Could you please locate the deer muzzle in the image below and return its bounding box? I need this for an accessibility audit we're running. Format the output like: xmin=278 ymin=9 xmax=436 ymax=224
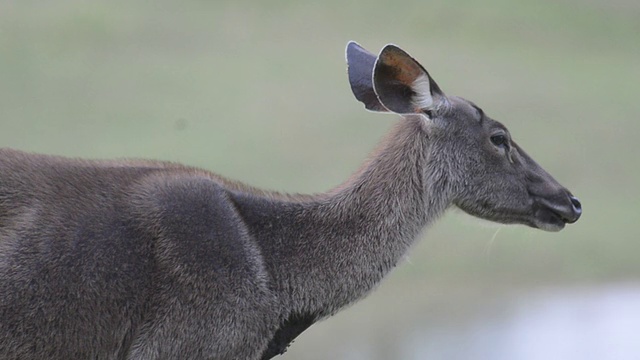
xmin=534 ymin=192 xmax=582 ymax=231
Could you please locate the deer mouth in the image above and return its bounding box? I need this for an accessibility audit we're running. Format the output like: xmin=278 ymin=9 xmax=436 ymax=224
xmin=532 ymin=199 xmax=581 ymax=232
xmin=533 ymin=207 xmax=568 ymax=232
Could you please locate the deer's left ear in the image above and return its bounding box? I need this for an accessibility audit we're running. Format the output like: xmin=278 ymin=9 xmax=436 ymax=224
xmin=373 ymin=44 xmax=447 ymax=117
xmin=346 ymin=41 xmax=388 ymax=112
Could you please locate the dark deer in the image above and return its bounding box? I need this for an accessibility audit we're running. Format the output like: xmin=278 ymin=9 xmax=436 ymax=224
xmin=0 ymin=42 xmax=581 ymax=360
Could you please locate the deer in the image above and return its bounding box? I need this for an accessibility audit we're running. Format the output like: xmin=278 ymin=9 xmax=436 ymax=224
xmin=0 ymin=42 xmax=581 ymax=360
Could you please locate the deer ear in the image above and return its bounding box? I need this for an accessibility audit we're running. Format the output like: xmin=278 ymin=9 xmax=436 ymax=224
xmin=373 ymin=44 xmax=446 ymax=116
xmin=346 ymin=41 xmax=388 ymax=112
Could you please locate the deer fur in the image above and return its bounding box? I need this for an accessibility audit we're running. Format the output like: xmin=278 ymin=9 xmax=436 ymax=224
xmin=0 ymin=42 xmax=581 ymax=360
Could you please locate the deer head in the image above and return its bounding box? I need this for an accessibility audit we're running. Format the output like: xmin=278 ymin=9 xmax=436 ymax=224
xmin=347 ymin=42 xmax=581 ymax=231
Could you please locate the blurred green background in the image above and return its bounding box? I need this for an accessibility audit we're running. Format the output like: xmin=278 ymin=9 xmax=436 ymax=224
xmin=1 ymin=0 xmax=639 ymax=359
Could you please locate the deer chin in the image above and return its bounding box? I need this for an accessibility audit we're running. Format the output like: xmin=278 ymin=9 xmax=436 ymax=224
xmin=454 ymin=202 xmax=570 ymax=232
xmin=452 ymin=202 xmax=537 ymax=230
xmin=531 ymin=207 xmax=568 ymax=232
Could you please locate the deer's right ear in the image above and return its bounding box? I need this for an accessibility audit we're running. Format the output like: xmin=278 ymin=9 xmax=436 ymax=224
xmin=373 ymin=44 xmax=447 ymax=117
xmin=346 ymin=41 xmax=388 ymax=112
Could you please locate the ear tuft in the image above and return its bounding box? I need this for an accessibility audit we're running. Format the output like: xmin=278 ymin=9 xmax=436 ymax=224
xmin=411 ymin=74 xmax=434 ymax=110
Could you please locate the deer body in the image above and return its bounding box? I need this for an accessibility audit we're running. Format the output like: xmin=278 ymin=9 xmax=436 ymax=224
xmin=0 ymin=43 xmax=581 ymax=359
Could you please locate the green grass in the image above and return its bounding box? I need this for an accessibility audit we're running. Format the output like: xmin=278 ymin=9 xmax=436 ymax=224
xmin=1 ymin=0 xmax=639 ymax=356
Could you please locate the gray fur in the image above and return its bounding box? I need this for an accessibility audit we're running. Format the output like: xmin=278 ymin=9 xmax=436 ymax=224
xmin=0 ymin=42 xmax=581 ymax=359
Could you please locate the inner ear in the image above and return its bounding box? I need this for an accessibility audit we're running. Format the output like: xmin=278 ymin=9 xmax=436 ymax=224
xmin=373 ymin=45 xmax=445 ymax=116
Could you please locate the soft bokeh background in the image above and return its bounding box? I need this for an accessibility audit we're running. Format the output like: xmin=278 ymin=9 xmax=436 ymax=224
xmin=1 ymin=0 xmax=639 ymax=359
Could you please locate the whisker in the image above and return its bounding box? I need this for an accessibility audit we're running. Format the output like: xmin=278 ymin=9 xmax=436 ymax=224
xmin=484 ymin=227 xmax=503 ymax=256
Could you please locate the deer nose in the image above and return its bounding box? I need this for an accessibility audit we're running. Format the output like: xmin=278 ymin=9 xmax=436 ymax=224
xmin=568 ymin=195 xmax=582 ymax=222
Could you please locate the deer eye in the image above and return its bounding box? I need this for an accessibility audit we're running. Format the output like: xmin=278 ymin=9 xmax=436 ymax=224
xmin=490 ymin=134 xmax=508 ymax=148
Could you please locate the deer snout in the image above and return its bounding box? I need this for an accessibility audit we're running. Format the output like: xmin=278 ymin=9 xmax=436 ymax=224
xmin=531 ymin=189 xmax=582 ymax=231
xmin=539 ymin=192 xmax=582 ymax=224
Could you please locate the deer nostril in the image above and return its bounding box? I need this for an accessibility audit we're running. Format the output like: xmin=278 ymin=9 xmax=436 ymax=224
xmin=570 ymin=196 xmax=582 ymax=213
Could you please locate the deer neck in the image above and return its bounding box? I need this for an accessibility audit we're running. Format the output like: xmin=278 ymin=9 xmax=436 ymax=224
xmin=230 ymin=116 xmax=452 ymax=317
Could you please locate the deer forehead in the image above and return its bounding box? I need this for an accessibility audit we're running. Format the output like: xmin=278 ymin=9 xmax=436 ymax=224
xmin=433 ymin=97 xmax=510 ymax=140
xmin=447 ymin=96 xmax=483 ymax=121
